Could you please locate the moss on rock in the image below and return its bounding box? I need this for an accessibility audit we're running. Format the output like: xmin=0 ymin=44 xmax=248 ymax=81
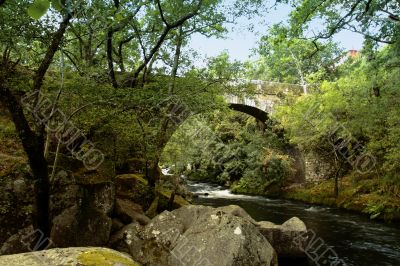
xmin=158 ymin=189 xmax=190 ymax=210
xmin=77 ymin=248 xmax=140 ymax=266
xmin=0 ymin=247 xmax=140 ymax=266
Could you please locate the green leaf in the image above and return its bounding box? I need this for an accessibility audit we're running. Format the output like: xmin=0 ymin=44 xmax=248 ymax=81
xmin=51 ymin=0 xmax=63 ymax=12
xmin=27 ymin=0 xmax=50 ymax=20
xmin=115 ymin=13 xmax=124 ymax=22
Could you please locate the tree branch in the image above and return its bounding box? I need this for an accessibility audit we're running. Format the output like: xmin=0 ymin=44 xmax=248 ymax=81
xmin=33 ymin=13 xmax=73 ymax=103
xmin=326 ymin=0 xmax=362 ymax=38
xmin=345 ymin=25 xmax=395 ymax=44
xmin=63 ymin=50 xmax=84 ymax=75
xmin=117 ymin=35 xmax=135 ymax=72
xmin=156 ymin=0 xmax=170 ymax=27
xmin=130 ymin=0 xmax=203 ymax=87
xmin=380 ymin=9 xmax=400 ymax=21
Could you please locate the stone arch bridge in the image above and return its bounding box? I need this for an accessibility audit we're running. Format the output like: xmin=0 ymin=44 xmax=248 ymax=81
xmin=224 ymin=80 xmax=304 ymax=125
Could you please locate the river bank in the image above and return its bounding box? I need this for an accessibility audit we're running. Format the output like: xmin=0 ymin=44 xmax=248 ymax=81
xmin=281 ymin=175 xmax=400 ymax=223
xmin=187 ymin=171 xmax=400 ymax=223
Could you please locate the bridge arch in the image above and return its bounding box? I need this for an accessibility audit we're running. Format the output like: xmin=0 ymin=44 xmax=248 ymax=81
xmin=228 ymin=103 xmax=269 ymax=124
xmin=224 ymin=93 xmax=277 ymax=126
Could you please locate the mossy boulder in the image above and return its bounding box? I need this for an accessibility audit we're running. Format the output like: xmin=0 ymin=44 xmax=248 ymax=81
xmin=158 ymin=189 xmax=190 ymax=211
xmin=115 ymin=174 xmax=154 ymax=210
xmin=0 ymin=247 xmax=140 ymax=266
xmin=50 ymin=158 xmax=115 ymax=219
xmin=47 ymin=153 xmax=83 ymax=173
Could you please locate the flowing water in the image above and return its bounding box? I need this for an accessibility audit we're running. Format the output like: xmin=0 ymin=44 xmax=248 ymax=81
xmin=186 ymin=180 xmax=400 ymax=266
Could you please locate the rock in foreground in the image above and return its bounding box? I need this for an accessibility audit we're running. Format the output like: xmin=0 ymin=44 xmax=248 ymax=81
xmin=115 ymin=205 xmax=278 ymax=266
xmin=0 ymin=247 xmax=139 ymax=266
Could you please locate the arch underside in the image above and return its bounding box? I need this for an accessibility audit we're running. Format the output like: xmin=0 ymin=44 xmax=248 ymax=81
xmin=228 ymin=103 xmax=269 ymax=123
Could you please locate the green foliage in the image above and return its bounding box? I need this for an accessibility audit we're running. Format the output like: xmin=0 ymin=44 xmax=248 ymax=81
xmin=284 ymin=173 xmax=400 ymax=222
xmin=27 ymin=0 xmax=50 ymax=20
xmin=364 ymin=201 xmax=386 ymax=220
xmin=262 ymin=151 xmax=294 ymax=183
xmin=275 ymin=44 xmax=400 ymax=179
xmin=51 ymin=0 xmax=63 ymax=12
xmin=252 ymin=24 xmax=342 ymax=84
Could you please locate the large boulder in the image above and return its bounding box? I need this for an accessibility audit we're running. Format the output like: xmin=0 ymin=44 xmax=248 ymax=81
xmin=166 ymin=205 xmax=212 ymax=230
xmin=73 ymin=162 xmax=116 ymax=216
xmin=0 ymin=247 xmax=140 ymax=266
xmin=80 ymin=182 xmax=115 ymax=215
xmin=116 ymin=205 xmax=278 ymax=266
xmin=168 ymin=208 xmax=276 ymax=266
xmin=49 ymin=161 xmax=116 ymax=248
xmin=159 ymin=174 xmax=193 ymax=202
xmin=115 ymin=174 xmax=190 ymax=215
xmin=49 ymin=169 xmax=82 ymax=218
xmin=108 ymin=222 xmax=144 ymax=255
xmin=50 ymin=156 xmax=115 ymax=217
xmin=257 ymin=217 xmax=307 ymax=258
xmin=217 ymin=205 xmax=257 ymax=224
xmin=50 ymin=205 xmax=112 ymax=247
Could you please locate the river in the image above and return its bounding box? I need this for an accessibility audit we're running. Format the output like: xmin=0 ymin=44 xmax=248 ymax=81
xmin=186 ymin=180 xmax=400 ymax=266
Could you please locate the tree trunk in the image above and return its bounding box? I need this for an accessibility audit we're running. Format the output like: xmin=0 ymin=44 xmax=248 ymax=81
xmin=334 ymin=173 xmax=339 ymax=198
xmin=167 ymin=190 xmax=176 ymax=211
xmin=169 ymin=26 xmax=184 ymax=93
xmin=333 ymin=164 xmax=341 ymax=198
xmin=107 ymin=29 xmax=118 ymax=88
xmin=117 ymin=35 xmax=135 ymax=73
xmin=0 ymin=85 xmax=50 ymax=249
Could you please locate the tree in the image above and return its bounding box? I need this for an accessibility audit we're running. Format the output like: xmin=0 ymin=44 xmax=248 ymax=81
xmin=253 ymin=24 xmax=342 ymax=87
xmin=0 ymin=1 xmax=72 ymax=247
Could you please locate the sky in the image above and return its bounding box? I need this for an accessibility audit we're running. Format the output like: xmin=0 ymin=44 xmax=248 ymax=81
xmin=188 ymin=4 xmax=365 ymax=63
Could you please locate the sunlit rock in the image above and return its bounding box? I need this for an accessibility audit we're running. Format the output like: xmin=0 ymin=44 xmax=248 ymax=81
xmin=0 ymin=247 xmax=139 ymax=266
